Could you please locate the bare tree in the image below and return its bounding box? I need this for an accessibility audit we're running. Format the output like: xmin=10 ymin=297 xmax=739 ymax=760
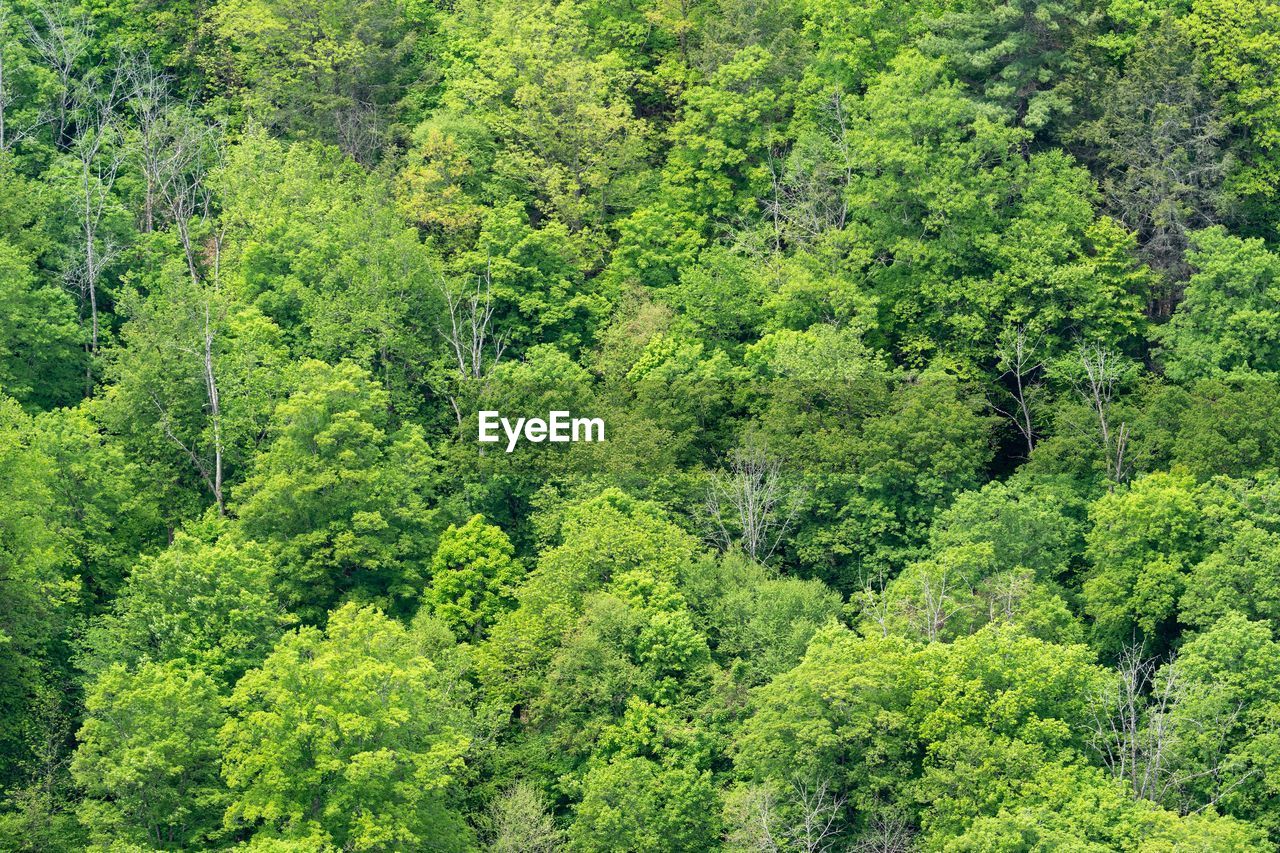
xmin=157 ymin=114 xmax=224 ymax=284
xmin=765 ymin=87 xmax=853 ymax=248
xmin=26 ymin=3 xmax=88 ymax=149
xmin=334 ymin=98 xmax=383 ymax=167
xmin=857 ymin=567 xmax=896 ymax=639
xmin=727 ymin=776 xmax=848 ymax=853
xmin=1087 ymin=646 xmax=1255 ymax=812
xmin=124 ymin=57 xmax=169 ymax=234
xmin=991 ymin=326 xmax=1043 ymax=458
xmin=200 ymin=298 xmax=224 ymax=515
xmin=728 ymin=784 xmax=782 ymax=852
xmin=65 ymin=62 xmax=125 ymax=376
xmin=1073 ymin=344 xmax=1132 ymax=488
xmin=144 ymin=288 xmax=231 ymax=516
xmin=1088 ymin=645 xmax=1173 ymax=802
xmin=981 ymin=569 xmax=1035 ymax=625
xmin=849 ymin=808 xmax=914 ymax=853
xmin=787 ymin=777 xmax=846 ymax=853
xmin=438 ymin=261 xmax=507 ymax=426
xmin=913 ymin=568 xmax=972 ymax=643
xmin=489 ymin=781 xmax=562 ymax=853
xmin=706 ymin=441 xmax=803 ymax=564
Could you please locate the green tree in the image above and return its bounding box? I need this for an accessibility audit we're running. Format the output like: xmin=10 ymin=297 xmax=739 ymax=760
xmin=439 ymin=0 xmax=649 ymax=231
xmin=1158 ymin=227 xmax=1280 ymax=379
xmin=921 ymin=0 xmax=1096 ymax=130
xmin=0 ymin=239 xmax=83 ymax=410
xmin=219 ymin=603 xmax=473 ymax=850
xmin=570 ymin=757 xmax=721 ymax=851
xmin=204 ymin=0 xmax=422 ymax=161
xmin=215 ymin=131 xmax=445 ymax=414
xmin=104 ymin=270 xmax=289 ymax=518
xmin=423 ymin=514 xmax=523 ymax=641
xmin=72 ymin=661 xmax=228 ymax=849
xmin=1185 ymin=0 xmax=1280 ymax=225
xmin=232 ymin=359 xmax=442 ymax=620
xmin=1082 ymin=471 xmax=1204 ymax=654
xmin=81 ymin=524 xmax=290 ymax=684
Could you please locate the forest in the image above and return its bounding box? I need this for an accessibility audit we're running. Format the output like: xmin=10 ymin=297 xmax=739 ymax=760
xmin=2 ymin=0 xmax=1280 ymax=849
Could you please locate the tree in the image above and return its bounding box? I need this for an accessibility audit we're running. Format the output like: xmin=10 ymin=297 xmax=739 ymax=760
xmin=204 ymin=0 xmax=422 ymax=161
xmin=705 ymin=439 xmax=802 ymax=564
xmin=214 ymin=130 xmax=445 ymax=413
xmin=231 ymin=360 xmax=442 ymax=620
xmin=105 ymin=273 xmax=288 ymax=518
xmin=219 ymin=603 xmax=473 ymax=850
xmin=570 ymin=756 xmax=721 ymax=852
xmin=1185 ymin=0 xmax=1280 ymax=225
xmin=840 ymin=52 xmax=1146 ymax=368
xmin=478 ymin=489 xmax=700 ymax=707
xmin=1074 ymin=17 xmax=1228 ymax=294
xmin=0 ymin=397 xmax=78 ymax=794
xmin=489 ymin=781 xmax=563 ymax=853
xmin=1082 ymin=472 xmax=1205 ymax=655
xmin=1158 ymin=227 xmax=1280 ymax=379
xmin=81 ymin=525 xmax=290 ymax=684
xmin=920 ymin=0 xmax=1096 ymax=130
xmin=0 ymin=238 xmax=84 ymax=410
xmin=440 ymin=0 xmax=649 ymax=231
xmin=422 ymin=514 xmax=523 ymax=641
xmin=1159 ymin=613 xmax=1280 ymax=832
xmin=72 ymin=661 xmax=227 ymax=849
xmin=680 ymin=552 xmax=842 ymax=686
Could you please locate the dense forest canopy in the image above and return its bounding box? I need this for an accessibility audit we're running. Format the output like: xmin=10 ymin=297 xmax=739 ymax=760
xmin=2 ymin=0 xmax=1280 ymax=849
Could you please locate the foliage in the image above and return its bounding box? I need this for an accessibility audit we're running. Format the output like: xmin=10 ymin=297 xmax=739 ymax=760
xmin=3 ymin=0 xmax=1279 ymax=846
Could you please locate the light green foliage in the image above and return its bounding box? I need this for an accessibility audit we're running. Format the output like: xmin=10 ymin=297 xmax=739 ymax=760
xmin=1185 ymin=0 xmax=1280 ymax=218
xmin=479 ymin=489 xmax=699 ymax=706
xmin=440 ymin=0 xmax=649 ymax=231
xmin=570 ymin=700 xmax=721 ymax=850
xmin=1183 ymin=523 xmax=1280 ymax=628
xmin=29 ymin=404 xmax=164 ymax=604
xmin=216 ymin=131 xmax=443 ymax=410
xmin=928 ymin=477 xmax=1086 ymax=582
xmin=1159 ymin=227 xmax=1280 ymax=379
xmin=488 ymin=781 xmax=562 ymax=853
xmin=1083 ymin=472 xmax=1205 ymax=654
xmin=205 ymin=0 xmax=419 ymax=159
xmin=6 ymin=0 xmax=1280 ymax=845
xmin=860 ymin=543 xmax=1082 ymax=644
xmin=943 ymin=762 xmax=1266 ymax=851
xmin=1158 ymin=613 xmax=1280 ymax=831
xmin=72 ymin=661 xmax=227 ymax=849
xmin=219 ymin=604 xmax=473 ymax=851
xmin=736 ymin=625 xmax=1108 ymax=845
xmin=734 ymin=627 xmax=924 ymax=831
xmin=681 ymin=552 xmax=843 ymax=685
xmin=457 ymin=200 xmax=605 ymax=353
xmin=423 ymin=514 xmax=522 ymax=640
xmin=570 ymin=756 xmax=721 ymax=851
xmin=232 ymin=359 xmax=441 ymax=619
xmin=81 ymin=525 xmax=290 ymax=683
